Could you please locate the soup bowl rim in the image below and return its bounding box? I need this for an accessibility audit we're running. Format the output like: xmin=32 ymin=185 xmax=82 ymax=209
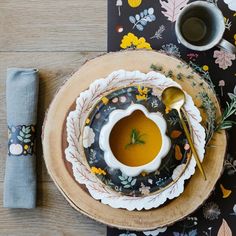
xmin=99 ymin=104 xmax=171 ymax=177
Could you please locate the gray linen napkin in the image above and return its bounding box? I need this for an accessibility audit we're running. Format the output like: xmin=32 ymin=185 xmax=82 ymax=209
xmin=3 ymin=68 xmax=39 ymax=208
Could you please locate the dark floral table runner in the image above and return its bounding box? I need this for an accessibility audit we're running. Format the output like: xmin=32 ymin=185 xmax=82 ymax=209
xmin=107 ymin=0 xmax=236 ymax=235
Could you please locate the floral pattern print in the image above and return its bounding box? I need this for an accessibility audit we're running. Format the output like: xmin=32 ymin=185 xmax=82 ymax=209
xmin=9 ymin=144 xmax=23 ymax=156
xmin=203 ymin=202 xmax=221 ymax=220
xmin=217 ymin=219 xmax=232 ymax=235
xmin=220 ymin=184 xmax=232 ymax=198
xmin=8 ymin=125 xmax=35 ymax=156
xmin=139 ymin=183 xmax=150 ymax=195
xmin=82 ymin=126 xmax=95 ymax=148
xmin=83 ymin=86 xmax=191 ymax=196
xmin=223 ymin=0 xmax=236 ymax=11
xmin=119 ymin=233 xmax=137 ymax=236
xmin=143 ymin=228 xmax=167 ymax=235
xmin=136 ymin=86 xmax=149 ymax=101
xmin=129 ymin=8 xmax=156 ymax=31
xmin=150 ymin=25 xmax=166 ymax=40
xmin=225 ymin=153 xmax=236 ymax=175
xmin=66 ymin=70 xmax=205 ymax=211
xmin=119 ymin=173 xmax=137 ymax=188
xmin=160 ymin=43 xmax=181 ymax=58
xmin=91 ymin=166 xmax=106 ymax=175
xmin=159 ymin=0 xmax=189 ymax=22
xmin=128 ymin=0 xmax=142 ymax=8
xmin=213 ymin=49 xmax=236 ymax=70
xmin=116 ymin=0 xmax=123 ymax=16
xmin=120 ymin=33 xmax=151 ymax=49
xmin=107 ymin=0 xmax=236 ymax=235
xmin=224 ymin=17 xmax=232 ymax=30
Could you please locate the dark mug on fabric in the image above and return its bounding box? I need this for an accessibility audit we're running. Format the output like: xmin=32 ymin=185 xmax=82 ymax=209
xmin=175 ymin=1 xmax=236 ymax=53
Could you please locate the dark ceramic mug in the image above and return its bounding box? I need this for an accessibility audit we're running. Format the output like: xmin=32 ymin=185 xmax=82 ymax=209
xmin=175 ymin=1 xmax=236 ymax=53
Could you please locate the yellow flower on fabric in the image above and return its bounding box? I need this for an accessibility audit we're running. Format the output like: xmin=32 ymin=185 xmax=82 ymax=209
xmin=128 ymin=0 xmax=142 ymax=8
xmin=85 ymin=118 xmax=90 ymax=124
xmin=234 ymin=34 xmax=236 ymax=45
xmin=101 ymin=96 xmax=109 ymax=105
xmin=120 ymin=33 xmax=152 ymax=49
xmin=91 ymin=166 xmax=106 ymax=175
xmin=138 ymin=86 xmax=148 ymax=95
xmin=136 ymin=86 xmax=148 ymax=101
xmin=24 ymin=145 xmax=29 ymax=150
xmin=136 ymin=37 xmax=151 ymax=49
xmin=202 ymin=65 xmax=209 ymax=71
xmin=220 ymin=184 xmax=232 ymax=198
xmin=136 ymin=94 xmax=147 ymax=100
xmin=141 ymin=171 xmax=148 ymax=177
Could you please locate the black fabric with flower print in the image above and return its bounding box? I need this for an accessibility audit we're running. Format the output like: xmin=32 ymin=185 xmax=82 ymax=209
xmin=107 ymin=0 xmax=236 ymax=235
xmin=8 ymin=125 xmax=36 ymax=156
xmin=84 ymin=86 xmax=191 ymax=197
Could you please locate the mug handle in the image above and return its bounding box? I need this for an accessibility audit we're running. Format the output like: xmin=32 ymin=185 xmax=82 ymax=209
xmin=218 ymin=39 xmax=236 ymax=54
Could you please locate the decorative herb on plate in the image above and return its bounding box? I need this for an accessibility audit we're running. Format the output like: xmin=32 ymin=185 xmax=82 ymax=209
xmin=150 ymin=63 xmax=163 ymax=71
xmin=125 ymin=128 xmax=145 ymax=148
xmin=216 ymin=86 xmax=236 ymax=130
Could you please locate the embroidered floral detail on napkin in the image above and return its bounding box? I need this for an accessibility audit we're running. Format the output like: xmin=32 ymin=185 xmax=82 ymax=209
xmin=8 ymin=125 xmax=36 ymax=156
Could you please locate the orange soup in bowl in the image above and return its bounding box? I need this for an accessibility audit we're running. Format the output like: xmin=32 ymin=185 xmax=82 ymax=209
xmin=109 ymin=110 xmax=162 ymax=167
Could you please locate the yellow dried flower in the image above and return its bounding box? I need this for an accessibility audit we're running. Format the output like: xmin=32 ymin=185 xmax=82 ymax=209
xmin=136 ymin=86 xmax=148 ymax=101
xmin=136 ymin=94 xmax=148 ymax=101
xmin=128 ymin=0 xmax=142 ymax=8
xmin=141 ymin=171 xmax=148 ymax=176
xmin=138 ymin=86 xmax=148 ymax=95
xmin=101 ymin=96 xmax=109 ymax=105
xmin=202 ymin=65 xmax=209 ymax=71
xmin=120 ymin=33 xmax=152 ymax=49
xmin=91 ymin=166 xmax=106 ymax=176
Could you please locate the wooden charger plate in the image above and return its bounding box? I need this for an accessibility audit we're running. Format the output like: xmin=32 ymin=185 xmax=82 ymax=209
xmin=42 ymin=50 xmax=226 ymax=230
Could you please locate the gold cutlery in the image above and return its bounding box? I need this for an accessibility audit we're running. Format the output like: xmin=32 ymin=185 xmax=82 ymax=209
xmin=162 ymin=86 xmax=207 ymax=180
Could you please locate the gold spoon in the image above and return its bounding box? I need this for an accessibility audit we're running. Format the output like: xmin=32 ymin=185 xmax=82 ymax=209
xmin=162 ymin=86 xmax=207 ymax=180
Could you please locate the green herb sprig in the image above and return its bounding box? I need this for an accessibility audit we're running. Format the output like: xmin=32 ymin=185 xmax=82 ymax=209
xmin=125 ymin=128 xmax=145 ymax=148
xmin=216 ymin=86 xmax=236 ymax=131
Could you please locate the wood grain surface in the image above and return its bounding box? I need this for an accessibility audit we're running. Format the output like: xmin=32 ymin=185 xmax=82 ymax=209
xmin=0 ymin=0 xmax=107 ymax=234
xmin=0 ymin=1 xmax=106 ymax=52
xmin=42 ymin=50 xmax=226 ymax=230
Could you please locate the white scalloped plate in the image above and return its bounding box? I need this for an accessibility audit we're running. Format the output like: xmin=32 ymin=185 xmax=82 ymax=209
xmin=65 ymin=70 xmax=206 ymax=211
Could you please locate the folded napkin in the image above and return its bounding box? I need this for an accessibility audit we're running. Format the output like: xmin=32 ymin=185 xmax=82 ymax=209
xmin=3 ymin=68 xmax=39 ymax=208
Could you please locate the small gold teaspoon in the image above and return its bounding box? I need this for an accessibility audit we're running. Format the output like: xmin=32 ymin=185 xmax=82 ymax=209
xmin=162 ymin=86 xmax=207 ymax=180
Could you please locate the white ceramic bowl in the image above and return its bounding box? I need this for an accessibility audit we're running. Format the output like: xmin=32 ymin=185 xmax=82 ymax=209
xmin=99 ymin=104 xmax=171 ymax=177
